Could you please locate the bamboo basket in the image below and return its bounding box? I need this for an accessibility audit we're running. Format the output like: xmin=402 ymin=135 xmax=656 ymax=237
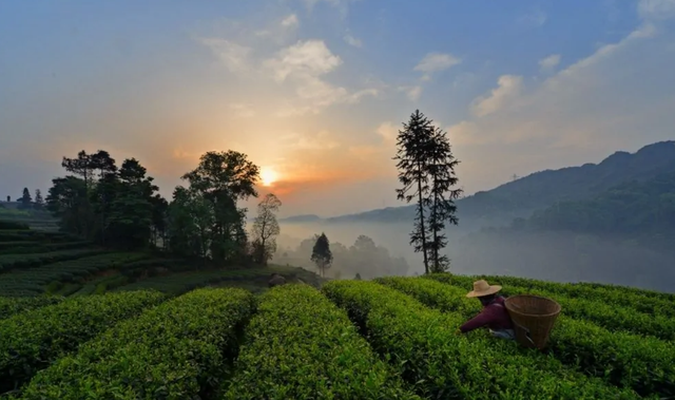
xmin=504 ymin=295 xmax=561 ymax=350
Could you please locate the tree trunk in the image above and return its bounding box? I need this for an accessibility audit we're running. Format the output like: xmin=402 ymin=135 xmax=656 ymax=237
xmin=416 ymin=161 xmax=429 ymax=274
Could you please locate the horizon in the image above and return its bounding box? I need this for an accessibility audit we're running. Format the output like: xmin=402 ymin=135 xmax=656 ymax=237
xmin=2 ymin=0 xmax=675 ymax=217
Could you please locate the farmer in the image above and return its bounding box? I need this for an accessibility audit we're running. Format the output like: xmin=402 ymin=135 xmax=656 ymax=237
xmin=456 ymin=279 xmax=515 ymax=340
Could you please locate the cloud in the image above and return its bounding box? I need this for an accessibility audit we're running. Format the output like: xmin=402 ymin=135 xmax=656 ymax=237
xmin=538 ymin=54 xmax=561 ymax=72
xmin=470 ymin=75 xmax=523 ymax=117
xmin=414 ymin=52 xmax=461 ymax=75
xmin=344 ymin=34 xmax=362 ymax=48
xmin=263 ymin=40 xmax=377 ymax=115
xmin=447 ymin=17 xmax=675 ymax=154
xmin=198 ymin=17 xmax=378 ymax=117
xmin=264 ymin=40 xmax=342 ymax=82
xmin=198 ymin=38 xmax=251 ymax=72
xmin=282 ymin=130 xmax=340 ymax=150
xmin=281 ymin=14 xmax=299 ymax=28
xmin=519 ymin=8 xmax=547 ymax=27
xmin=398 ymin=85 xmax=422 ymax=101
xmin=375 ymin=121 xmax=398 ymax=142
xmin=638 ymin=0 xmax=675 ymax=20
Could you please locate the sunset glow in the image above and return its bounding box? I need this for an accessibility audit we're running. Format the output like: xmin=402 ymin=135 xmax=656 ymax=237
xmin=260 ymin=167 xmax=279 ymax=187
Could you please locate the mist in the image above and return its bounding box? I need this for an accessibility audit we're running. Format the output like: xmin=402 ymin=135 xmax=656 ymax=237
xmin=274 ymin=220 xmax=675 ymax=293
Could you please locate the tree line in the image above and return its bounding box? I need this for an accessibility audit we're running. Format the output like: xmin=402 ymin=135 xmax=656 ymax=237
xmin=275 ymin=233 xmax=409 ymax=279
xmin=45 ymin=149 xmax=283 ymax=266
xmin=42 ymin=107 xmax=462 ymax=275
xmin=2 ymin=188 xmax=45 ymax=210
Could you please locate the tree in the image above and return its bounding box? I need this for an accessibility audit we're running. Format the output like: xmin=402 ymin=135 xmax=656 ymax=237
xmin=46 ymin=176 xmax=88 ymax=235
xmin=34 ymin=189 xmax=44 ymax=210
xmin=178 ymin=150 xmax=260 ymax=264
xmin=354 ymin=273 xmax=362 ymax=280
xmin=167 ymin=186 xmax=214 ymax=262
xmin=426 ymin=126 xmax=462 ymax=272
xmin=19 ymin=188 xmax=32 ymax=209
xmin=311 ymin=233 xmax=333 ymax=277
xmin=393 ymin=110 xmax=436 ymax=274
xmin=251 ymin=193 xmax=282 ymax=265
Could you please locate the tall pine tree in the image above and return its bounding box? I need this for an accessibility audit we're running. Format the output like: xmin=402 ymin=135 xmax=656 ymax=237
xmin=426 ymin=126 xmax=462 ymax=272
xmin=394 ymin=110 xmax=435 ymax=273
xmin=394 ymin=110 xmax=461 ymax=274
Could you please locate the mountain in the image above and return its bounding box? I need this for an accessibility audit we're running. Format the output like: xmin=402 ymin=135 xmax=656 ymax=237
xmin=513 ymin=169 xmax=675 ymax=251
xmin=293 ymin=141 xmax=675 ymax=227
xmin=452 ymin=170 xmax=675 ymax=292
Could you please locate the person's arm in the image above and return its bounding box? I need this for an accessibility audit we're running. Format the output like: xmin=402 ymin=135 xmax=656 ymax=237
xmin=459 ymin=306 xmax=498 ymax=333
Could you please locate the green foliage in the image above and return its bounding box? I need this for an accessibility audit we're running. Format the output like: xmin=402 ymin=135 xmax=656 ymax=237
xmin=421 ymin=275 xmax=675 ymax=397
xmin=20 ymin=288 xmax=254 ymax=399
xmin=172 ymin=150 xmax=260 ymax=265
xmin=322 ymin=280 xmax=641 ymax=399
xmin=0 ymin=290 xmax=165 ymax=393
xmin=521 ymin=171 xmax=675 ymax=251
xmin=116 ymin=266 xmax=322 ymax=295
xmin=432 ymin=273 xmax=675 ymax=318
xmin=0 ymin=249 xmax=105 ymax=272
xmin=310 ymin=232 xmax=332 ymax=277
xmin=0 ymin=296 xmax=63 ymax=320
xmin=0 ymin=252 xmax=158 ymax=297
xmin=222 ymin=284 xmax=418 ymax=400
xmin=46 ymin=151 xmax=163 ymax=250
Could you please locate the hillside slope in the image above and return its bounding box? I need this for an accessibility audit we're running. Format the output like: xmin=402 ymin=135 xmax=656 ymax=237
xmin=302 ymin=141 xmax=675 ymax=227
xmin=448 ymin=171 xmax=675 ymax=292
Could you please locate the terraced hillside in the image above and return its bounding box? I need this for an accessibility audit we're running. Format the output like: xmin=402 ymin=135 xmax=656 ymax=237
xmin=1 ymin=274 xmax=673 ymax=399
xmin=0 ymin=222 xmax=320 ymax=297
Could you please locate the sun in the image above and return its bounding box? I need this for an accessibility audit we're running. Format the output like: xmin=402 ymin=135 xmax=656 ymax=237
xmin=260 ymin=167 xmax=279 ymax=187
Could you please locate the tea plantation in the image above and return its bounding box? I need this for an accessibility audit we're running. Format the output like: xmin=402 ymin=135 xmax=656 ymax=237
xmin=1 ymin=222 xmax=674 ymax=399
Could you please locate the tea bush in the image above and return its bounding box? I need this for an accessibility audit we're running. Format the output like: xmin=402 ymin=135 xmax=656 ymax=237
xmin=20 ymin=288 xmax=254 ymax=399
xmin=222 ymin=284 xmax=419 ymax=400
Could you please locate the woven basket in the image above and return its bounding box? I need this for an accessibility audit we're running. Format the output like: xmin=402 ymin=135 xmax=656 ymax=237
xmin=504 ymin=295 xmax=561 ymax=350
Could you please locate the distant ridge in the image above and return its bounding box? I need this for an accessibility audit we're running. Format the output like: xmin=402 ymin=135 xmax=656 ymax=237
xmin=278 ymin=214 xmax=322 ymax=224
xmin=282 ymin=141 xmax=675 ymax=226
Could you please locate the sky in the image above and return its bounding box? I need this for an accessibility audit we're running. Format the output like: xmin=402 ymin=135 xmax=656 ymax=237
xmin=1 ymin=0 xmax=674 ymax=217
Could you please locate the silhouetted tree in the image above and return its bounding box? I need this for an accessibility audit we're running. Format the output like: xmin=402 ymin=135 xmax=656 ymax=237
xmin=176 ymin=150 xmax=260 ymax=264
xmin=354 ymin=273 xmax=362 ymax=280
xmin=394 ymin=109 xmax=435 ymax=274
xmin=33 ymin=189 xmax=44 ymax=210
xmin=6 ymin=196 xmax=9 ymax=202
xmin=251 ymin=193 xmax=282 ymax=265
xmin=311 ymin=233 xmax=333 ymax=277
xmin=19 ymin=188 xmax=32 ymax=209
xmin=426 ymin=126 xmax=462 ymax=272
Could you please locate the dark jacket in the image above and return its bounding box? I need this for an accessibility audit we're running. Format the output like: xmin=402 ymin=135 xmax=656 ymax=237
xmin=460 ymin=295 xmax=514 ymax=333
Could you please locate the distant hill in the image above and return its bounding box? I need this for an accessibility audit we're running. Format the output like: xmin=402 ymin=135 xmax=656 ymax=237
xmin=278 ymin=214 xmax=322 ymax=224
xmin=288 ymin=141 xmax=675 ymax=227
xmin=512 ymin=169 xmax=675 ymax=251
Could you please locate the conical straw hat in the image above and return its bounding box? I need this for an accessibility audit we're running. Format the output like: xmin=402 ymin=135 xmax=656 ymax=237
xmin=466 ymin=279 xmax=502 ymax=298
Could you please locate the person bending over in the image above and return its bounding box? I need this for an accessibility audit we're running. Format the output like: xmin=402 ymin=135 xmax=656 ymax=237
xmin=457 ymin=279 xmax=515 ymax=340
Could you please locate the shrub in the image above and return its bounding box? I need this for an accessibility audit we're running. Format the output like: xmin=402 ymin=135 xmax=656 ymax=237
xmin=0 ymin=296 xmax=63 ymax=320
xmin=0 ymin=290 xmax=165 ymax=392
xmin=20 ymin=288 xmax=255 ymax=399
xmin=402 ymin=276 xmax=675 ymax=398
xmin=222 ymin=284 xmax=418 ymax=400
xmin=322 ymin=280 xmax=639 ymax=399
